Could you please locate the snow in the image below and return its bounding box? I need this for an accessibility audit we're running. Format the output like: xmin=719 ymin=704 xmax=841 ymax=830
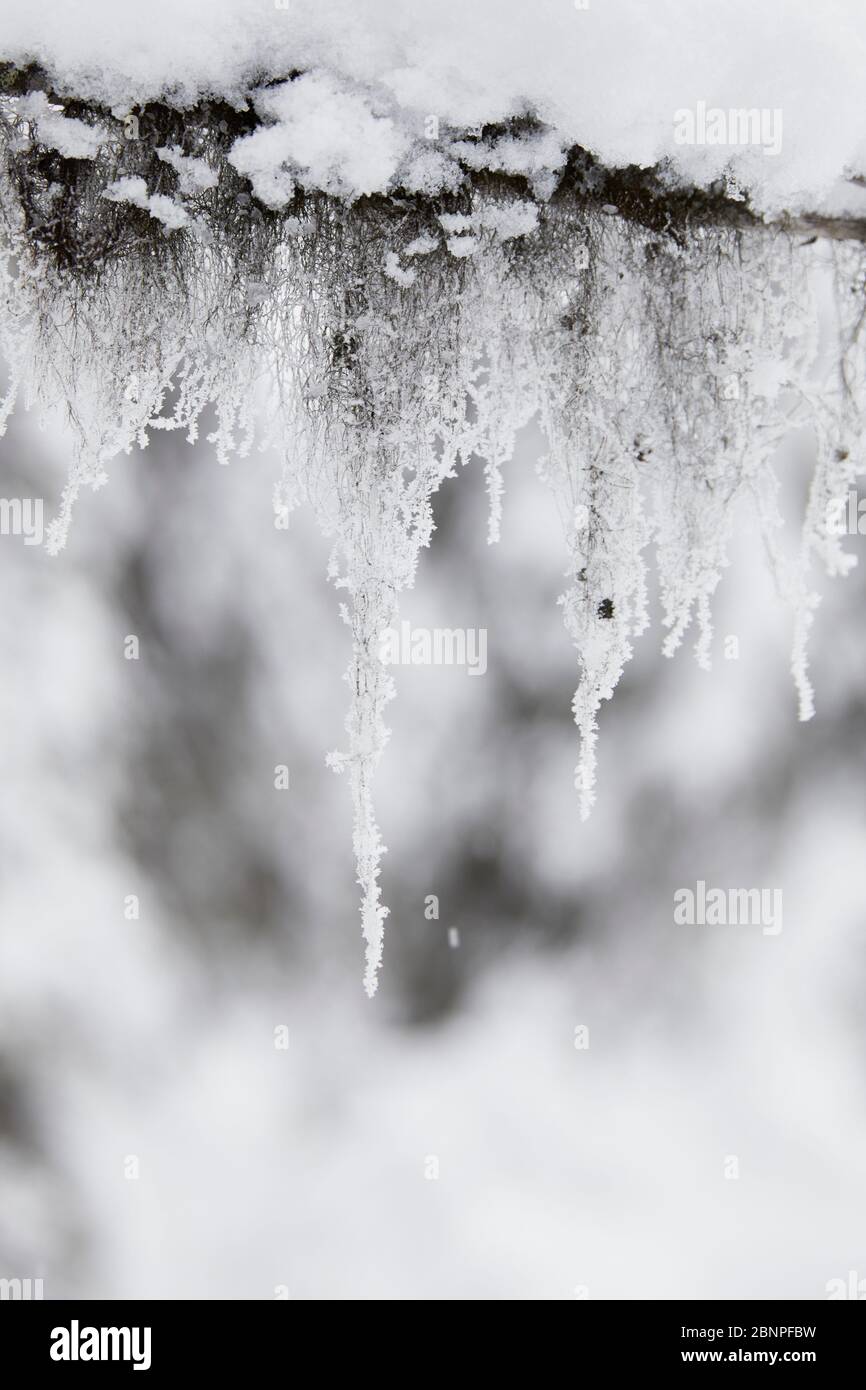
xmin=445 ymin=235 xmax=479 ymax=258
xmin=448 ymin=129 xmax=569 ymax=201
xmin=156 ymin=147 xmax=219 ymax=195
xmin=440 ymin=203 xmax=539 ymax=242
xmin=229 ymin=72 xmax=410 ymax=203
xmin=2 ymin=0 xmax=866 ymax=213
xmin=103 ymin=176 xmax=189 ymax=230
xmin=404 ymin=234 xmax=439 ymax=258
xmin=383 ymin=250 xmax=416 ymax=287
xmin=16 ymin=90 xmax=110 ymax=159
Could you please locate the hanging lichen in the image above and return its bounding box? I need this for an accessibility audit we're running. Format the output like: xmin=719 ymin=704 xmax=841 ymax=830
xmin=1 ymin=87 xmax=865 ymax=991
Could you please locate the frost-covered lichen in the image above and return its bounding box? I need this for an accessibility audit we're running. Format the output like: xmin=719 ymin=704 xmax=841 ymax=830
xmin=1 ymin=86 xmax=865 ymax=991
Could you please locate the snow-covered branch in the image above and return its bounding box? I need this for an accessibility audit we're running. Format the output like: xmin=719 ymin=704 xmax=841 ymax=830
xmin=3 ymin=5 xmax=866 ymax=992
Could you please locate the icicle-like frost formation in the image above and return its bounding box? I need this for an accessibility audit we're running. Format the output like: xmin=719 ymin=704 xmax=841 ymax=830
xmin=281 ymin=210 xmax=536 ymax=992
xmin=2 ymin=89 xmax=865 ymax=989
xmin=788 ymin=243 xmax=866 ymax=718
xmin=532 ymin=218 xmax=865 ymax=806
xmin=534 ymin=216 xmax=651 ymax=816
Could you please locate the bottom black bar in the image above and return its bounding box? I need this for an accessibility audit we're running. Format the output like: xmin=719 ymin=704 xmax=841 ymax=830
xmin=0 ymin=1299 xmax=863 ymax=1374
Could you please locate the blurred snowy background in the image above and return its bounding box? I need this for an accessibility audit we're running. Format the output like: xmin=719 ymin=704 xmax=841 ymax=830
xmin=0 ymin=400 xmax=865 ymax=1300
